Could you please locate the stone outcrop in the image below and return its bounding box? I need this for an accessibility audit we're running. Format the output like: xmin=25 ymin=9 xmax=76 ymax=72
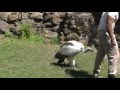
xmin=0 ymin=12 xmax=119 ymax=47
xmin=0 ymin=12 xmax=94 ymax=39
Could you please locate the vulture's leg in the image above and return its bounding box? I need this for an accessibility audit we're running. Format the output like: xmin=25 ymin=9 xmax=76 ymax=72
xmin=67 ymin=56 xmax=75 ymax=68
xmin=55 ymin=53 xmax=66 ymax=64
xmin=57 ymin=58 xmax=65 ymax=64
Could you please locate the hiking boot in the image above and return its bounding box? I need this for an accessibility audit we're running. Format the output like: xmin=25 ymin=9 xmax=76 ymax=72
xmin=108 ymin=74 xmax=116 ymax=78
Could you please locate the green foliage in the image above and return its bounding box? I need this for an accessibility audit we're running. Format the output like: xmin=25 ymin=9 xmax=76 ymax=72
xmin=4 ymin=30 xmax=14 ymax=38
xmin=3 ymin=23 xmax=60 ymax=45
xmin=19 ymin=23 xmax=32 ymax=39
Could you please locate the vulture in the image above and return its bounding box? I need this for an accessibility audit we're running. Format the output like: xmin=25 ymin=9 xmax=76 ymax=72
xmin=55 ymin=40 xmax=93 ymax=68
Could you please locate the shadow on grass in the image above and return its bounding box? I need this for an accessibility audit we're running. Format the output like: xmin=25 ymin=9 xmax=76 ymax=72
xmin=50 ymin=62 xmax=80 ymax=68
xmin=51 ymin=62 xmax=92 ymax=78
xmin=65 ymin=69 xmax=93 ymax=78
xmin=50 ymin=62 xmax=70 ymax=68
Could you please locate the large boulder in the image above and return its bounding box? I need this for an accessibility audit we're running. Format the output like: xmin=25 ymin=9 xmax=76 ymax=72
xmin=7 ymin=12 xmax=22 ymax=23
xmin=29 ymin=12 xmax=43 ymax=21
xmin=42 ymin=28 xmax=58 ymax=39
xmin=0 ymin=20 xmax=10 ymax=34
xmin=43 ymin=12 xmax=53 ymax=22
xmin=0 ymin=12 xmax=12 ymax=21
xmin=21 ymin=12 xmax=29 ymax=19
xmin=52 ymin=13 xmax=62 ymax=25
xmin=57 ymin=12 xmax=95 ymax=43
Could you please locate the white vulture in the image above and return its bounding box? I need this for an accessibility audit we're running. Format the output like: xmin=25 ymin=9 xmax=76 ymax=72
xmin=55 ymin=40 xmax=93 ymax=68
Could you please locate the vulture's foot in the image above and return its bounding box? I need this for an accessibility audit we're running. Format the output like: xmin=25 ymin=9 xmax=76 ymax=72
xmin=57 ymin=59 xmax=64 ymax=64
xmin=75 ymin=64 xmax=80 ymax=68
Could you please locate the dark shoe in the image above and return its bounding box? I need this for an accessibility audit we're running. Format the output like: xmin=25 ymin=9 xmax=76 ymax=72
xmin=108 ymin=74 xmax=116 ymax=78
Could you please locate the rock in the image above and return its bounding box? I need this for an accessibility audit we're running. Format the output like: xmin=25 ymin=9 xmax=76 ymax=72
xmin=21 ymin=12 xmax=29 ymax=19
xmin=21 ymin=19 xmax=35 ymax=27
xmin=58 ymin=13 xmax=76 ymax=37
xmin=29 ymin=12 xmax=43 ymax=21
xmin=34 ymin=22 xmax=43 ymax=28
xmin=51 ymin=32 xmax=58 ymax=38
xmin=59 ymin=12 xmax=65 ymax=19
xmin=63 ymin=28 xmax=71 ymax=35
xmin=9 ymin=24 xmax=20 ymax=36
xmin=44 ymin=22 xmax=52 ymax=28
xmin=65 ymin=33 xmax=81 ymax=41
xmin=59 ymin=34 xmax=65 ymax=41
xmin=0 ymin=20 xmax=9 ymax=34
xmin=0 ymin=12 xmax=12 ymax=21
xmin=37 ymin=27 xmax=44 ymax=35
xmin=43 ymin=12 xmax=53 ymax=21
xmin=44 ymin=32 xmax=57 ymax=39
xmin=57 ymin=12 xmax=95 ymax=43
xmin=51 ymin=25 xmax=59 ymax=32
xmin=7 ymin=12 xmax=22 ymax=23
xmin=74 ymin=12 xmax=95 ymax=32
xmin=42 ymin=28 xmax=50 ymax=34
xmin=52 ymin=14 xmax=62 ymax=25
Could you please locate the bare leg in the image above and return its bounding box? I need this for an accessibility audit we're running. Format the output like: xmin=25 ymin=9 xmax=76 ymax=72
xmin=67 ymin=56 xmax=75 ymax=68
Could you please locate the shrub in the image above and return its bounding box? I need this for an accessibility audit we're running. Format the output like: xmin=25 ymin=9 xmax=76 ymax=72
xmin=4 ymin=30 xmax=14 ymax=38
xmin=19 ymin=23 xmax=32 ymax=39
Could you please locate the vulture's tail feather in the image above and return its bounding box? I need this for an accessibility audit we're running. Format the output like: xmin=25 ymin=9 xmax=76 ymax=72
xmin=55 ymin=52 xmax=68 ymax=59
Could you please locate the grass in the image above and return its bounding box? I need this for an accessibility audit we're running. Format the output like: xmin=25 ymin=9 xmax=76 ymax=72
xmin=50 ymin=37 xmax=60 ymax=45
xmin=0 ymin=36 xmax=119 ymax=78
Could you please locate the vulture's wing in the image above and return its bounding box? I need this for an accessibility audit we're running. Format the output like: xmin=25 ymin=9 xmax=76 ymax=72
xmin=58 ymin=42 xmax=80 ymax=56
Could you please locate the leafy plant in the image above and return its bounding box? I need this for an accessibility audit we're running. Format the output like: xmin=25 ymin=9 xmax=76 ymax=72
xmin=4 ymin=30 xmax=14 ymax=38
xmin=19 ymin=23 xmax=32 ymax=39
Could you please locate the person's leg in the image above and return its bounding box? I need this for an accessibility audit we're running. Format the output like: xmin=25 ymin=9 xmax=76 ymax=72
xmin=57 ymin=58 xmax=65 ymax=64
xmin=107 ymin=46 xmax=119 ymax=78
xmin=93 ymin=42 xmax=105 ymax=77
xmin=105 ymin=34 xmax=120 ymax=77
xmin=93 ymin=31 xmax=106 ymax=78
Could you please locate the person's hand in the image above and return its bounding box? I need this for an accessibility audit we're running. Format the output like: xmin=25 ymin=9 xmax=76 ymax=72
xmin=111 ymin=39 xmax=116 ymax=47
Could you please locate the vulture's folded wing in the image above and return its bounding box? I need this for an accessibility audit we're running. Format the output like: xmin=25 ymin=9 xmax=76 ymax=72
xmin=58 ymin=45 xmax=80 ymax=56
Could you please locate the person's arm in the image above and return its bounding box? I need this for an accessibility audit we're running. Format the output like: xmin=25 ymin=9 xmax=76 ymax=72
xmin=107 ymin=15 xmax=116 ymax=46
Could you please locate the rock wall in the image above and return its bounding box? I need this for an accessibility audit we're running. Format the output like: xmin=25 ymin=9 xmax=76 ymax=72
xmin=0 ymin=12 xmax=119 ymax=47
xmin=0 ymin=12 xmax=94 ymax=42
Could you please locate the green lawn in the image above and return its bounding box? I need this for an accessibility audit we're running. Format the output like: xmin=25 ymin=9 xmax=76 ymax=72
xmin=0 ymin=36 xmax=119 ymax=78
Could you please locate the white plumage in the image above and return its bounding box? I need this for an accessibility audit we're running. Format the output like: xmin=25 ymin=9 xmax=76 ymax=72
xmin=55 ymin=40 xmax=92 ymax=68
xmin=58 ymin=40 xmax=84 ymax=56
